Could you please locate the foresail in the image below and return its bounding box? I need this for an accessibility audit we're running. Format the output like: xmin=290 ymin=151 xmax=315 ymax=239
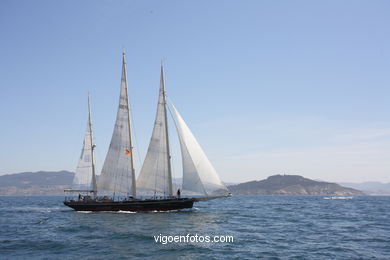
xmin=170 ymin=103 xmax=228 ymax=196
xmin=98 ymin=54 xmax=134 ymax=195
xmin=137 ymin=67 xmax=172 ymax=196
xmin=72 ymin=123 xmax=94 ymax=190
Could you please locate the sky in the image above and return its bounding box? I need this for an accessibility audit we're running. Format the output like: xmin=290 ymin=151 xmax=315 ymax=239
xmin=0 ymin=0 xmax=390 ymax=183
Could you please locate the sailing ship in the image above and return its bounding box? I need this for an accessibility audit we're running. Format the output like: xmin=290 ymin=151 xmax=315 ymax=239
xmin=64 ymin=53 xmax=230 ymax=212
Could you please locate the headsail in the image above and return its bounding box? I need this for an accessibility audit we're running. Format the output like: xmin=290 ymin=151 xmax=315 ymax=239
xmin=71 ymin=95 xmax=97 ymax=197
xmin=72 ymin=123 xmax=94 ymax=190
xmin=98 ymin=53 xmax=136 ymax=196
xmin=137 ymin=65 xmax=173 ymax=196
xmin=170 ymin=103 xmax=228 ymax=196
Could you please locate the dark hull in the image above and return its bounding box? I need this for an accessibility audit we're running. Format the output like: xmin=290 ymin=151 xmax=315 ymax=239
xmin=64 ymin=198 xmax=195 ymax=212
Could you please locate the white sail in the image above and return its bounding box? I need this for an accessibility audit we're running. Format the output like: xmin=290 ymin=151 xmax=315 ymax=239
xmin=71 ymin=95 xmax=97 ymax=195
xmin=170 ymin=103 xmax=228 ymax=196
xmin=72 ymin=122 xmax=94 ymax=190
xmin=98 ymin=53 xmax=136 ymax=195
xmin=137 ymin=66 xmax=173 ymax=196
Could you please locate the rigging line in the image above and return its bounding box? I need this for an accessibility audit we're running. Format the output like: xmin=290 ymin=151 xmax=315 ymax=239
xmin=94 ymin=135 xmax=104 ymax=178
xmin=124 ymin=129 xmax=131 ymax=196
xmin=122 ymin=155 xmax=129 ymax=194
xmin=171 ymin=153 xmax=177 ymax=194
xmin=160 ymin=121 xmax=167 ymax=198
xmin=122 ymin=149 xmax=127 ymax=196
xmin=161 ymin=148 xmax=165 ymax=197
xmin=153 ymin=130 xmax=160 ymax=198
xmin=166 ymin=103 xmax=178 ymax=191
xmin=91 ymin=137 xmax=100 ymax=190
xmin=129 ymin=108 xmax=143 ymax=170
xmin=162 ymin=121 xmax=167 ymax=197
xmin=158 ymin=120 xmax=165 ymax=197
xmin=128 ymin=149 xmax=132 ymax=197
xmin=121 ymin=145 xmax=130 ymax=196
xmin=112 ymin=137 xmax=122 ymax=198
xmin=166 ymin=107 xmax=178 ymax=194
xmin=164 ymin=138 xmax=167 ymax=198
xmin=164 ymin=121 xmax=169 ymax=198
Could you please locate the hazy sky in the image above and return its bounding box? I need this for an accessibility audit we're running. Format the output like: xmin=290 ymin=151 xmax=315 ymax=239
xmin=1 ymin=0 xmax=390 ymax=183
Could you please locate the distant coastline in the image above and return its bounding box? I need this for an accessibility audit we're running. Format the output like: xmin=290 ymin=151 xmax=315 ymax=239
xmin=227 ymin=175 xmax=364 ymax=196
xmin=1 ymin=170 xmax=389 ymax=196
xmin=0 ymin=171 xmax=73 ymax=196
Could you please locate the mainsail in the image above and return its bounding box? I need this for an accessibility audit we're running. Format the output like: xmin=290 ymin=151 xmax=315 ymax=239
xmin=170 ymin=103 xmax=228 ymax=196
xmin=98 ymin=53 xmax=136 ymax=196
xmin=137 ymin=65 xmax=173 ymax=196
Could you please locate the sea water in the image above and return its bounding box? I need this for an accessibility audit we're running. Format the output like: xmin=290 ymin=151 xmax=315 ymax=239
xmin=1 ymin=195 xmax=390 ymax=259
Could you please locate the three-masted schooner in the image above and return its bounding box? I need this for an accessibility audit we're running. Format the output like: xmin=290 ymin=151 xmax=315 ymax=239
xmin=64 ymin=53 xmax=229 ymax=212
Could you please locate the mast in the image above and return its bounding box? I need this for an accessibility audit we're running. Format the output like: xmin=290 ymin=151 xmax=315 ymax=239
xmin=88 ymin=93 xmax=98 ymax=198
xmin=160 ymin=64 xmax=173 ymax=197
xmin=122 ymin=52 xmax=137 ymax=198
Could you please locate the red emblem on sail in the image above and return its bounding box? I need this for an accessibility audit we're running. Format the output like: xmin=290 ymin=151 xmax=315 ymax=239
xmin=124 ymin=149 xmax=131 ymax=155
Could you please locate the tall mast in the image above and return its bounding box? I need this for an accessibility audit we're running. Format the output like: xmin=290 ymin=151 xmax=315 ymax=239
xmin=122 ymin=52 xmax=137 ymax=198
xmin=88 ymin=93 xmax=98 ymax=198
xmin=160 ymin=64 xmax=173 ymax=197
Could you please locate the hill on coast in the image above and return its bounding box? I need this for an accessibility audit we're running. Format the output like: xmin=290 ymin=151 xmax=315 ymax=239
xmin=227 ymin=175 xmax=365 ymax=195
xmin=0 ymin=171 xmax=74 ymax=195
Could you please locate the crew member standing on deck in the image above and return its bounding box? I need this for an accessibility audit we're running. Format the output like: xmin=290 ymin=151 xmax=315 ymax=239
xmin=177 ymin=189 xmax=181 ymax=198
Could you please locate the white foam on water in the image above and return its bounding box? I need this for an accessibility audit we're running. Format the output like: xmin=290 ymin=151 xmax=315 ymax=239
xmin=9 ymin=207 xmax=63 ymax=213
xmin=150 ymin=210 xmax=179 ymax=213
xmin=323 ymin=196 xmax=353 ymax=200
xmin=117 ymin=210 xmax=137 ymax=214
